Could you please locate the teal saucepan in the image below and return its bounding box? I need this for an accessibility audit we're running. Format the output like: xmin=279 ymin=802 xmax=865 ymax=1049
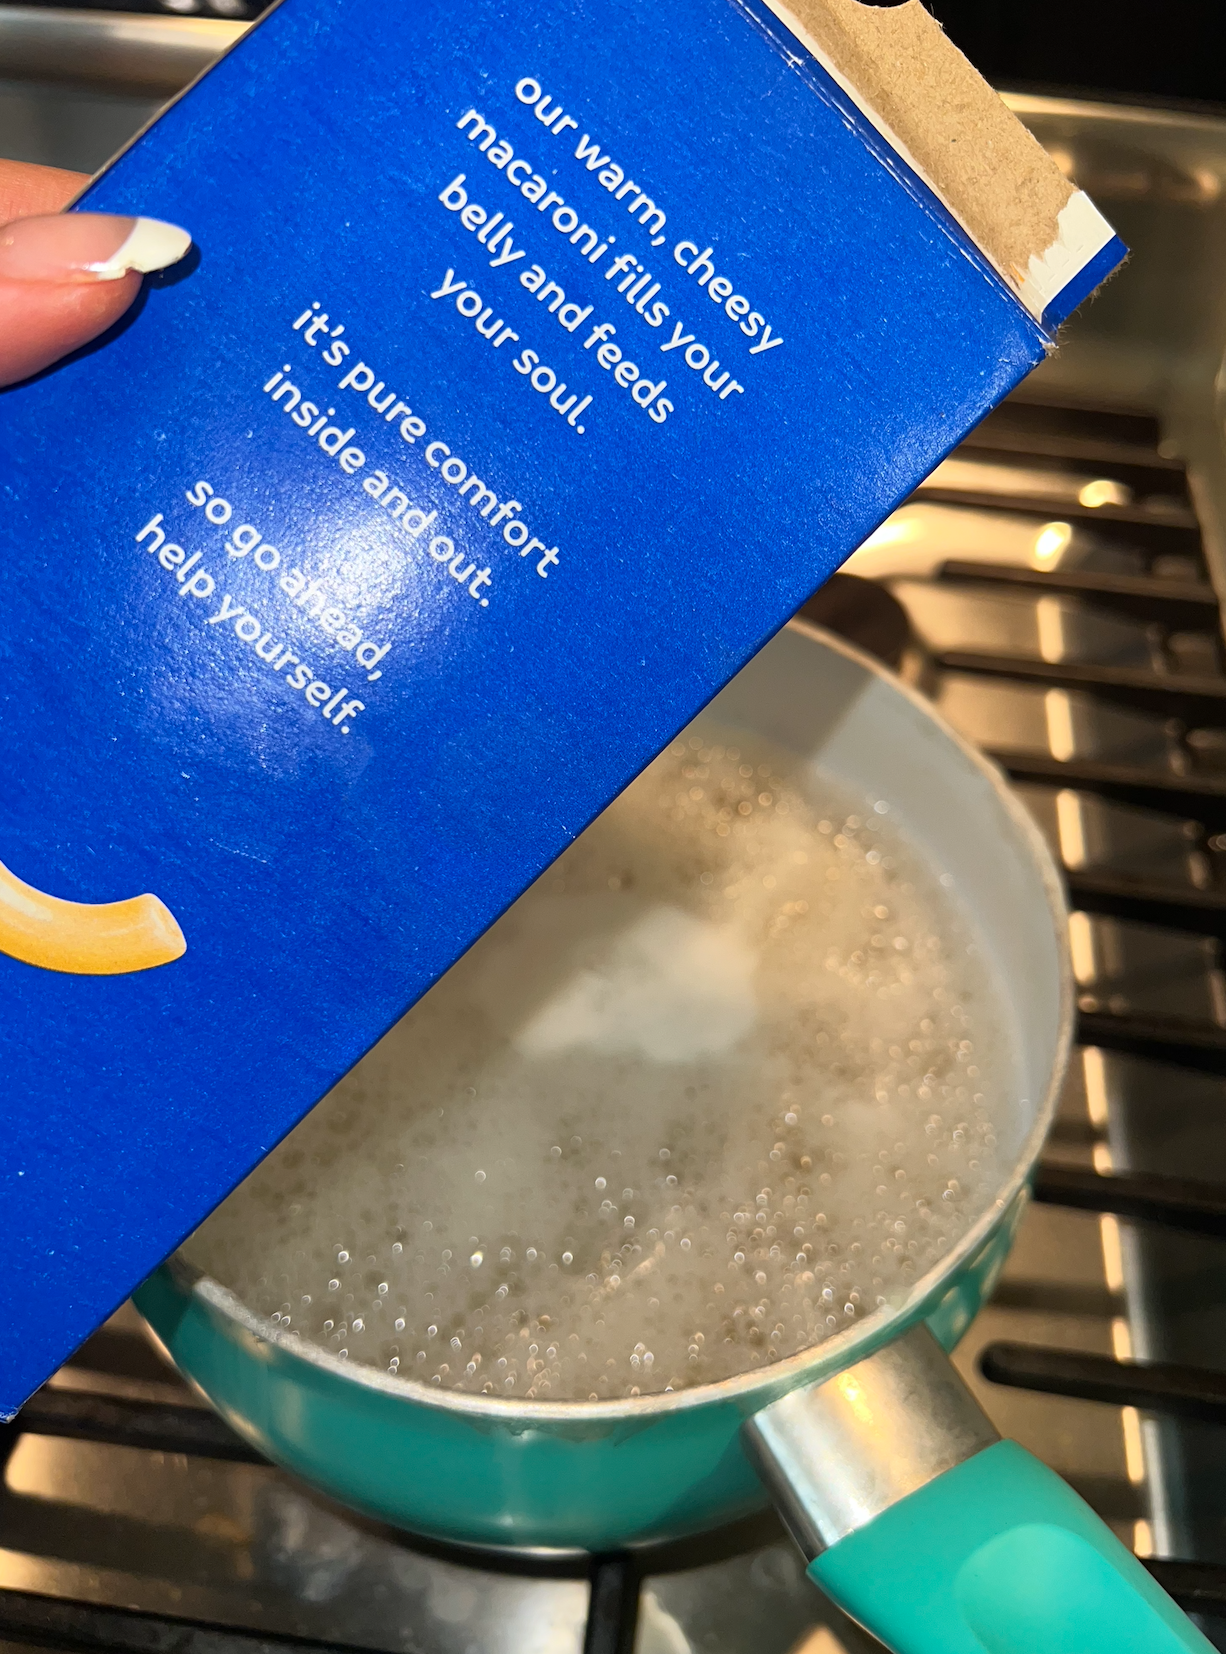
xmin=138 ymin=623 xmax=1210 ymax=1653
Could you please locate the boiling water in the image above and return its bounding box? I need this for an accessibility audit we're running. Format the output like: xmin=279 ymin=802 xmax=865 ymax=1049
xmin=185 ymin=728 xmax=1015 ymax=1400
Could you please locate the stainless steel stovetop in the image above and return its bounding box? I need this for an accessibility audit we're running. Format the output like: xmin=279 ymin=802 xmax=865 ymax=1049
xmin=3 ymin=29 xmax=1226 ymax=1653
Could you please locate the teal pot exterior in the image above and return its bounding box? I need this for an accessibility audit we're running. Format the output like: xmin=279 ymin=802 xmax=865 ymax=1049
xmin=137 ymin=622 xmax=1071 ymax=1554
xmin=136 ymin=1194 xmax=1024 ymax=1553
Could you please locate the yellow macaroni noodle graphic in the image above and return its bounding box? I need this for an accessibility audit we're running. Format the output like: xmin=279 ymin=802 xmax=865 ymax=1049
xmin=0 ymin=855 xmax=186 ymax=975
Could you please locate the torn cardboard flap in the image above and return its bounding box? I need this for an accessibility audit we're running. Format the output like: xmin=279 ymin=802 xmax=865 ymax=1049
xmin=762 ymin=0 xmax=1117 ymax=322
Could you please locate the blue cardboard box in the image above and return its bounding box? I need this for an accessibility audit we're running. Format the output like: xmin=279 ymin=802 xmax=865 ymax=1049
xmin=0 ymin=0 xmax=1123 ymax=1415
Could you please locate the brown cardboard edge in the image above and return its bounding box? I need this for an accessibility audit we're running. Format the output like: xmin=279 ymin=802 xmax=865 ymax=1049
xmin=760 ymin=0 xmax=1075 ymax=295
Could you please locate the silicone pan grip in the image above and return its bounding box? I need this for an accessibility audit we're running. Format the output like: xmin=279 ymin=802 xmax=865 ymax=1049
xmin=809 ymin=1439 xmax=1214 ymax=1654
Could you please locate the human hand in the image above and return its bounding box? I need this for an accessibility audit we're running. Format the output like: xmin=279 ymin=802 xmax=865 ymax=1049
xmin=0 ymin=159 xmax=190 ymax=389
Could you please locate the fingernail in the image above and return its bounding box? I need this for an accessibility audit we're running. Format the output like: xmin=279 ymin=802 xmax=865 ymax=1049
xmin=0 ymin=213 xmax=192 ymax=283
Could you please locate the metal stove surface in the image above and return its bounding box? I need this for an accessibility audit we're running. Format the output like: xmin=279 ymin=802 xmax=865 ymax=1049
xmin=4 ymin=55 xmax=1226 ymax=1654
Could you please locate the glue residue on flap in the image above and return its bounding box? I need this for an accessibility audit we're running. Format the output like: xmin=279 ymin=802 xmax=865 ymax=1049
xmin=1015 ymin=190 xmax=1119 ymax=321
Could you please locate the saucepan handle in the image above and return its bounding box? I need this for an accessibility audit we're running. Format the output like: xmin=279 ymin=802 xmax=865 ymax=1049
xmin=743 ymin=1323 xmax=1213 ymax=1654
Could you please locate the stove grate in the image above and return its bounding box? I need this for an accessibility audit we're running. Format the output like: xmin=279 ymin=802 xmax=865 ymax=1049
xmin=981 ymin=1342 xmax=1226 ymax=1426
xmin=1 ymin=1389 xmax=263 ymax=1466
xmin=1034 ymin=1163 xmax=1226 ymax=1236
xmin=0 ymin=1588 xmax=367 ymax=1654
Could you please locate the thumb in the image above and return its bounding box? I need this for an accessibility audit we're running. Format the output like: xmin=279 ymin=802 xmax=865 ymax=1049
xmin=0 ymin=213 xmax=191 ymax=389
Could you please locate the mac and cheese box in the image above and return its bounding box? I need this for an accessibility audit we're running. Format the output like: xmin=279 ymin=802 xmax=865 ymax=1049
xmin=0 ymin=0 xmax=1122 ymax=1413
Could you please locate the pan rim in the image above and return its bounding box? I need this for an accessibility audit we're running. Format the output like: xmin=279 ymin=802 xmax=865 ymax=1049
xmin=171 ymin=617 xmax=1075 ymax=1425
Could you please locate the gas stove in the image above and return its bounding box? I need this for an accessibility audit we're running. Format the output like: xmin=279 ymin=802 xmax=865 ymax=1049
xmin=3 ymin=42 xmax=1226 ymax=1654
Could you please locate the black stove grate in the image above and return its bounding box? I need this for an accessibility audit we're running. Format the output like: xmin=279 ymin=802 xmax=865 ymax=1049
xmin=1033 ymin=1163 xmax=1226 ymax=1236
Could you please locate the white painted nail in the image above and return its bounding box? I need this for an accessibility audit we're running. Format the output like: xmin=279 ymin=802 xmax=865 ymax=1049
xmin=88 ymin=218 xmax=193 ymax=281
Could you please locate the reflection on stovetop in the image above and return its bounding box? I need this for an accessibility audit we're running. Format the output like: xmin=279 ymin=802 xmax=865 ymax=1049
xmin=6 ymin=76 xmax=1226 ymax=1654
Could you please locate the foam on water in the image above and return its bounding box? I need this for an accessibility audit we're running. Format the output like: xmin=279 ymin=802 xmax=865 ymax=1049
xmin=185 ymin=728 xmax=1016 ymax=1400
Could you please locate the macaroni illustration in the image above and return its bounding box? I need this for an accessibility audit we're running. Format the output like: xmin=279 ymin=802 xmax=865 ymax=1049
xmin=0 ymin=855 xmax=186 ymax=975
